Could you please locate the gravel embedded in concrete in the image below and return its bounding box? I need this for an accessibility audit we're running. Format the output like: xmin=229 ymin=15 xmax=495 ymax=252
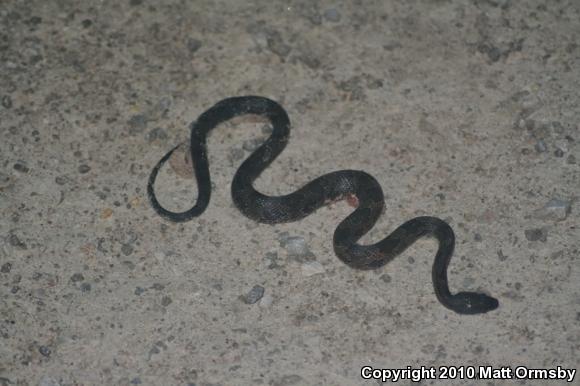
xmin=243 ymin=285 xmax=265 ymax=304
xmin=2 ymin=1 xmax=578 ymax=384
xmin=533 ymin=198 xmax=572 ymax=222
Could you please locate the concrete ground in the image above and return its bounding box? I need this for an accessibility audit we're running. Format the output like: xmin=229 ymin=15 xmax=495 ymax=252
xmin=1 ymin=1 xmax=579 ymax=385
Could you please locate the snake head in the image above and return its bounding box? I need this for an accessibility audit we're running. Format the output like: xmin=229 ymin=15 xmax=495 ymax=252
xmin=451 ymin=292 xmax=499 ymax=315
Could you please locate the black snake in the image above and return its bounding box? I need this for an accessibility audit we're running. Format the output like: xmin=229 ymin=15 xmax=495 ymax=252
xmin=147 ymin=96 xmax=499 ymax=315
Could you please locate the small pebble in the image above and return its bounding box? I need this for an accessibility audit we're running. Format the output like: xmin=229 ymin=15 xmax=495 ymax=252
xmin=2 ymin=95 xmax=12 ymax=109
xmin=265 ymin=29 xmax=291 ymax=58
xmin=55 ymin=176 xmax=68 ymax=185
xmin=121 ymin=244 xmax=134 ymax=256
xmin=9 ymin=234 xmax=27 ymax=249
xmin=100 ymin=208 xmax=113 ymax=219
xmin=478 ymin=43 xmax=502 ymax=62
xmin=264 ymin=251 xmax=281 ymax=269
xmin=80 ymin=283 xmax=92 ymax=292
xmin=554 ymin=148 xmax=564 ymax=157
xmin=96 ymin=191 xmax=107 ymax=200
xmin=149 ymin=346 xmax=160 ymax=356
xmin=534 ymin=139 xmax=547 ymax=153
xmin=161 ymin=296 xmax=172 ymax=306
xmin=524 ymin=228 xmax=547 ymax=242
xmin=228 ymin=147 xmax=245 ymax=163
xmin=259 ymin=292 xmax=273 ymax=308
xmin=78 ymin=164 xmax=91 ymax=174
xmin=323 ymin=8 xmax=341 ymax=22
xmin=38 ymin=377 xmax=61 ymax=386
xmin=555 ymin=141 xmax=569 ymax=152
xmin=1 ymin=262 xmax=11 ymax=273
xmin=70 ymin=273 xmax=84 ymax=282
xmin=155 ymin=341 xmax=167 ymax=350
xmin=151 ymin=283 xmax=165 ymax=291
xmin=13 ymin=162 xmax=29 ymax=173
xmin=38 ymin=346 xmax=51 ymax=357
xmin=128 ymin=114 xmax=148 ymax=135
xmin=279 ymin=235 xmax=314 ymax=261
xmin=380 ymin=273 xmax=392 ymax=283
xmin=261 ymin=124 xmax=273 ymax=135
xmin=243 ymin=285 xmax=265 ymax=304
xmin=81 ymin=19 xmax=92 ymax=28
xmin=533 ymin=198 xmax=572 ymax=222
xmin=301 ymin=261 xmax=325 ymax=277
xmin=168 ymin=143 xmax=194 ymax=178
xmin=187 ymin=38 xmax=202 ymax=54
xmin=242 ymin=138 xmax=263 ymax=152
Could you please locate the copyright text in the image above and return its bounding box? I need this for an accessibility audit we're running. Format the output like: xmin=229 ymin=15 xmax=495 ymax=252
xmin=360 ymin=365 xmax=576 ymax=382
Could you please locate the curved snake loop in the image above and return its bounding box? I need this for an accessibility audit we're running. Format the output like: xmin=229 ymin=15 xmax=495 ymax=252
xmin=147 ymin=96 xmax=499 ymax=315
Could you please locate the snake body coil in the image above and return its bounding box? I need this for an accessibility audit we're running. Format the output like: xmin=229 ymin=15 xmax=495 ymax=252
xmin=147 ymin=96 xmax=499 ymax=315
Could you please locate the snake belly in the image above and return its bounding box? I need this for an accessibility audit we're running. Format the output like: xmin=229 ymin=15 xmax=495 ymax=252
xmin=147 ymin=96 xmax=499 ymax=315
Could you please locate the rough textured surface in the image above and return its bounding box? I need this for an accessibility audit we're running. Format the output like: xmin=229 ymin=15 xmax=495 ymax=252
xmin=1 ymin=1 xmax=579 ymax=385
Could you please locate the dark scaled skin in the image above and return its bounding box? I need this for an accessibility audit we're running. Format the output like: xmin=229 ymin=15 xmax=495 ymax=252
xmin=147 ymin=96 xmax=499 ymax=315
